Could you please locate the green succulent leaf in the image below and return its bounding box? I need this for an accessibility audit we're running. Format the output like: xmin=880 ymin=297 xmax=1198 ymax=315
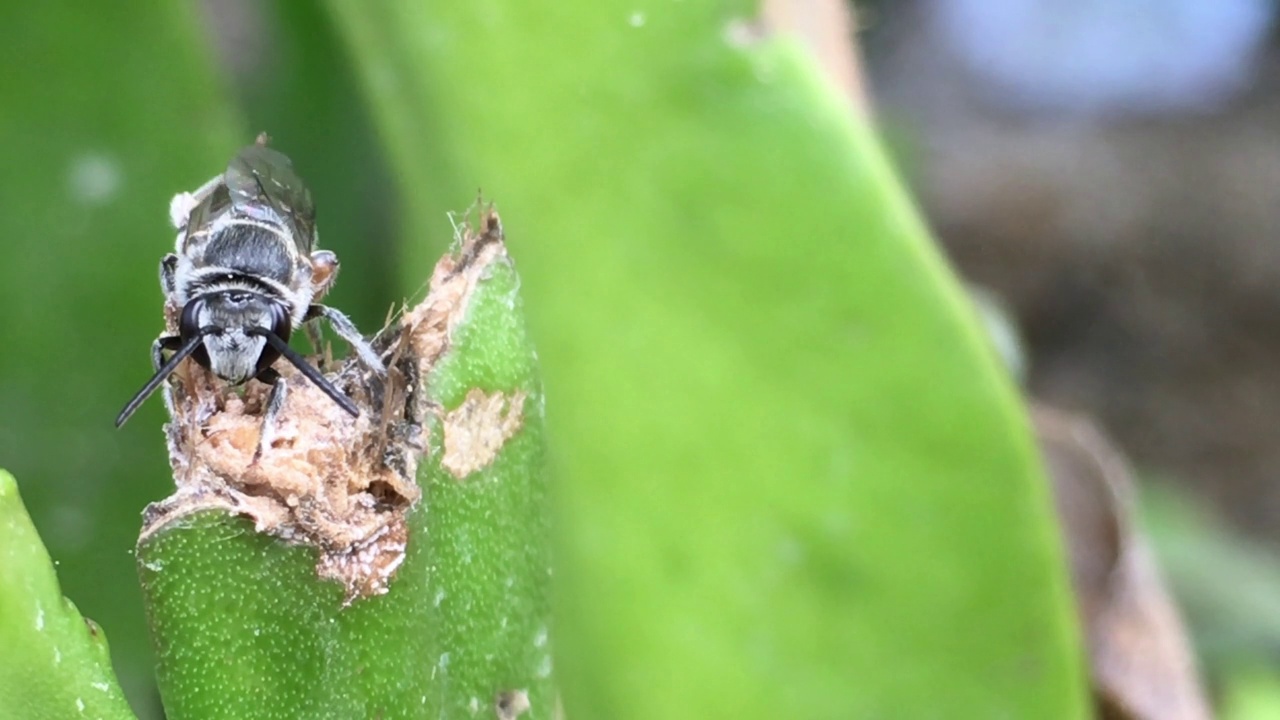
xmin=327 ymin=0 xmax=1089 ymax=717
xmin=0 ymin=470 xmax=136 ymax=720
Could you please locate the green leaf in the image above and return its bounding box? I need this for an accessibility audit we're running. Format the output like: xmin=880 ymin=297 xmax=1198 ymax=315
xmin=327 ymin=1 xmax=1088 ymax=717
xmin=1142 ymin=483 xmax=1280 ymax=675
xmin=0 ymin=6 xmax=239 ymax=714
xmin=137 ymin=219 xmax=552 ymax=719
xmin=1224 ymin=668 xmax=1280 ymax=720
xmin=0 ymin=470 xmax=135 ymax=720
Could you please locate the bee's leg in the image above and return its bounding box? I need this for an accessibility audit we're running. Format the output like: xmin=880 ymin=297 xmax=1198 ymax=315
xmin=159 ymin=254 xmax=178 ymax=296
xmin=304 ymin=251 xmax=345 ymax=362
xmin=303 ymin=322 xmax=327 ymax=358
xmin=252 ymin=369 xmax=288 ymax=463
xmin=151 ymin=334 xmax=184 ymax=419
xmin=309 ymin=250 xmax=340 ymax=302
xmin=304 ymin=304 xmax=384 ymax=373
xmin=152 ymin=334 xmax=183 ymax=371
xmin=161 ymin=384 xmax=176 ymax=421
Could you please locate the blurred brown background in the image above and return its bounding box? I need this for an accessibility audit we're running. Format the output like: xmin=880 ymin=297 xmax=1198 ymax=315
xmin=852 ymin=1 xmax=1280 ymax=706
xmin=860 ymin=0 xmax=1280 ymax=537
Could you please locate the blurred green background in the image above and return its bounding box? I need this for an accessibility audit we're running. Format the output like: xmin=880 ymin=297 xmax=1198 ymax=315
xmin=2 ymin=0 xmax=1279 ymax=718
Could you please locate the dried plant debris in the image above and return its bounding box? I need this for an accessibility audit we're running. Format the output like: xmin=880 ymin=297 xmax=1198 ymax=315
xmin=495 ymin=689 xmax=531 ymax=720
xmin=1034 ymin=404 xmax=1212 ymax=720
xmin=142 ymin=208 xmax=512 ymax=603
xmin=441 ymin=388 xmax=528 ymax=479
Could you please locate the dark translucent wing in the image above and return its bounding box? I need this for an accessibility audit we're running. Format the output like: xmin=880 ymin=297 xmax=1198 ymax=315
xmin=225 ymin=143 xmax=317 ymax=254
xmin=180 ymin=184 xmax=231 ymax=250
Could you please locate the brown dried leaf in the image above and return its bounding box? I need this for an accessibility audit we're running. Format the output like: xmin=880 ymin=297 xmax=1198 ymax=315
xmin=1034 ymin=404 xmax=1213 ymax=720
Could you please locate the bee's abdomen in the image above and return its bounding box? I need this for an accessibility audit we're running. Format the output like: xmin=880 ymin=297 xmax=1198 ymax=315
xmin=201 ymin=223 xmax=295 ymax=284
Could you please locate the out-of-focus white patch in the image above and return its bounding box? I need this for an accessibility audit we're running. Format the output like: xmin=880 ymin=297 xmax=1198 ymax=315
xmin=629 ymin=11 xmax=646 ymax=27
xmin=67 ymin=153 xmax=122 ymax=207
xmin=49 ymin=504 xmax=92 ymax=552
xmin=931 ymin=0 xmax=1275 ymax=115
xmin=536 ymin=653 xmax=553 ymax=678
xmin=970 ymin=285 xmax=1028 ymax=384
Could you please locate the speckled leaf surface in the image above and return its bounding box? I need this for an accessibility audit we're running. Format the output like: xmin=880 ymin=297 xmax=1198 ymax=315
xmin=327 ymin=0 xmax=1089 ymax=717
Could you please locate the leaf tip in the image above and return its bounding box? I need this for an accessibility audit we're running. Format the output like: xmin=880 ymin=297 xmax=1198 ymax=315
xmin=0 ymin=468 xmax=17 ymax=501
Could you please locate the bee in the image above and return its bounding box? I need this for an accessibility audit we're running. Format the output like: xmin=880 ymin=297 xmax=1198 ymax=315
xmin=115 ymin=134 xmax=382 ymax=428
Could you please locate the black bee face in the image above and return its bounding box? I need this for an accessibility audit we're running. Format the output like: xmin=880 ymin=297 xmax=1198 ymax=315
xmin=181 ymin=290 xmax=292 ymax=385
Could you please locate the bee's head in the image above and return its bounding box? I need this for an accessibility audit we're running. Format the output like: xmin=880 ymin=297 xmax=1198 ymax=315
xmin=115 ymin=282 xmax=356 ymax=429
xmin=182 ymin=290 xmax=292 ymax=384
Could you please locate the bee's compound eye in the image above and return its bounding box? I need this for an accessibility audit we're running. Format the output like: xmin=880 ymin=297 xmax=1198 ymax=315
xmin=178 ymin=300 xmax=204 ymax=340
xmin=270 ymin=302 xmax=292 ymax=342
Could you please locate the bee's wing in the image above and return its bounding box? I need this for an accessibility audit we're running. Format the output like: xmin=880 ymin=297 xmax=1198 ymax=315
xmin=180 ymin=183 xmax=227 ymax=248
xmin=225 ymin=143 xmax=317 ymax=254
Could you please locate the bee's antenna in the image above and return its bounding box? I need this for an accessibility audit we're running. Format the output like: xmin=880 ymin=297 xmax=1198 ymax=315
xmin=249 ymin=329 xmax=359 ymax=417
xmin=115 ymin=331 xmax=211 ymax=428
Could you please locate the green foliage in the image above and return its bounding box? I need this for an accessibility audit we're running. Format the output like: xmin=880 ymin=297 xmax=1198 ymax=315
xmin=1143 ymin=484 xmax=1280 ymax=681
xmin=0 ymin=471 xmax=134 ymax=720
xmin=1223 ymin=669 xmax=1280 ymax=720
xmin=416 ymin=238 xmax=555 ymax=718
xmin=326 ymin=1 xmax=1088 ymax=717
xmin=0 ymin=1 xmax=1090 ymax=718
